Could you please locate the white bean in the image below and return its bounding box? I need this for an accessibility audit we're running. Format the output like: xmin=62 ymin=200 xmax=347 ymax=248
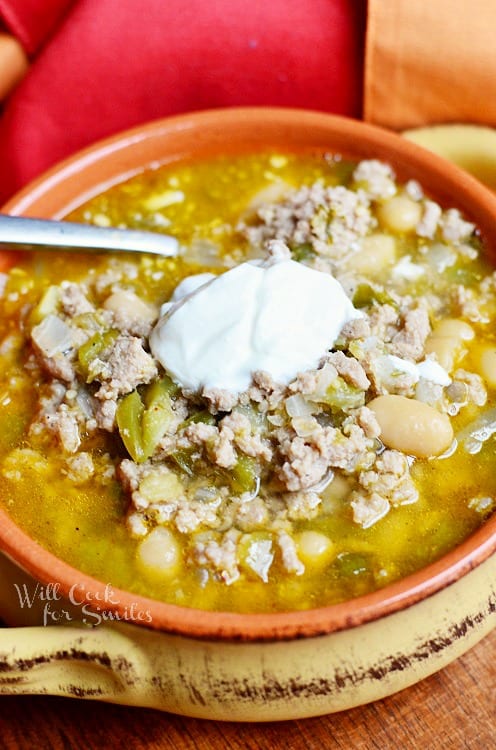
xmin=475 ymin=344 xmax=496 ymax=389
xmin=424 ymin=318 xmax=474 ymax=371
xmin=368 ymin=395 xmax=453 ymax=457
xmin=296 ymin=531 xmax=335 ymax=569
xmin=137 ymin=527 xmax=181 ymax=578
xmin=346 ymin=233 xmax=396 ymax=275
xmin=104 ymin=290 xmax=157 ymax=322
xmin=376 ymin=196 xmax=422 ymax=233
xmin=430 ymin=319 xmax=475 ymax=341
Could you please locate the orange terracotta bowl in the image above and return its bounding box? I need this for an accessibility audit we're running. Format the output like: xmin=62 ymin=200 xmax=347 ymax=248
xmin=1 ymin=108 xmax=496 ymax=720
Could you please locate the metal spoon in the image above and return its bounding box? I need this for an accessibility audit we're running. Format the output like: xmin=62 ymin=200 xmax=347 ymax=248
xmin=0 ymin=214 xmax=179 ymax=256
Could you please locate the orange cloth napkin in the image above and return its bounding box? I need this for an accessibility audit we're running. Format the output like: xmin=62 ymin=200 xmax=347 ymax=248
xmin=365 ymin=0 xmax=496 ymax=130
xmin=0 ymin=33 xmax=28 ymax=100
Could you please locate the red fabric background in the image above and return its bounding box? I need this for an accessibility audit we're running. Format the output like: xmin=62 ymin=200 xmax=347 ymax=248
xmin=0 ymin=0 xmax=366 ymax=203
xmin=0 ymin=0 xmax=74 ymax=55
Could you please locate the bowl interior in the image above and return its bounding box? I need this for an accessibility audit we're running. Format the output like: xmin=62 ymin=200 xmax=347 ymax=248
xmin=2 ymin=107 xmax=496 ymax=641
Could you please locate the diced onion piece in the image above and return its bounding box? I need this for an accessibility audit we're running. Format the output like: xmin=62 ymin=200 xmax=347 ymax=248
xmin=285 ymin=393 xmax=315 ymax=417
xmin=456 ymin=407 xmax=496 ymax=454
xmin=139 ymin=468 xmax=182 ymax=503
xmin=238 ymin=533 xmax=274 ymax=582
xmin=31 ymin=314 xmax=73 ymax=357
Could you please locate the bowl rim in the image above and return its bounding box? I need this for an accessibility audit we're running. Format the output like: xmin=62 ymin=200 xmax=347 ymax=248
xmin=2 ymin=106 xmax=496 ymax=642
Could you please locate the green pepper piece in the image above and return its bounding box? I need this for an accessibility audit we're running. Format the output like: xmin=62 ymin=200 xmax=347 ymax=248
xmin=170 ymin=447 xmax=196 ymax=476
xmin=291 ymin=242 xmax=315 ymax=263
xmin=141 ymin=387 xmax=175 ymax=459
xmin=78 ymin=329 xmax=119 ymax=380
xmin=180 ymin=409 xmax=216 ymax=429
xmin=352 ymin=282 xmax=395 ymax=309
xmin=231 ymin=455 xmax=259 ymax=495
xmin=116 ymin=390 xmax=146 ymax=463
xmin=143 ymin=374 xmax=179 ymax=406
xmin=336 ymin=552 xmax=372 ymax=578
xmin=324 ymin=377 xmax=365 ymax=411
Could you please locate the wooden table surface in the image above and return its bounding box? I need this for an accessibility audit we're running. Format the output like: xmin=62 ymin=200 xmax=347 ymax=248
xmin=1 ymin=627 xmax=495 ymax=749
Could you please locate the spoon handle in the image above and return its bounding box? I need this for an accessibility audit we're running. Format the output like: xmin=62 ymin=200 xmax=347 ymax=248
xmin=0 ymin=214 xmax=179 ymax=256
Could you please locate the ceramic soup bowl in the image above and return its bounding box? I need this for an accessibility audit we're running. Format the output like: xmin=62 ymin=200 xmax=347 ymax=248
xmin=0 ymin=108 xmax=496 ymax=721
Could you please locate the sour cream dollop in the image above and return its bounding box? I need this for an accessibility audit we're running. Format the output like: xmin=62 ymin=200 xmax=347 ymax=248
xmin=150 ymin=258 xmax=362 ymax=393
xmin=382 ymin=354 xmax=451 ymax=386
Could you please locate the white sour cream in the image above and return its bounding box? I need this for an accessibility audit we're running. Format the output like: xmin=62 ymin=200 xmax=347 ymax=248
xmin=150 ymin=259 xmax=362 ymax=393
xmin=384 ymin=354 xmax=451 ymax=386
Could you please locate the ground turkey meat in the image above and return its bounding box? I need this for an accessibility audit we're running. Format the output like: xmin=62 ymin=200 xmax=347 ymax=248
xmin=324 ymin=351 xmax=370 ymax=390
xmin=340 ymin=316 xmax=371 ymax=341
xmin=453 ymin=369 xmax=487 ymax=407
xmin=355 ymin=406 xmax=381 ymax=439
xmin=367 ymin=304 xmax=400 ymax=341
xmin=390 ymin=306 xmax=431 ymax=360
xmin=277 ymin=531 xmax=304 ymax=575
xmin=243 ymin=180 xmax=375 ymax=266
xmin=219 ymin=412 xmax=272 ymax=461
xmin=234 ymin=496 xmax=270 ymax=531
xmin=278 ymin=422 xmax=373 ymax=492
xmin=440 ymin=208 xmax=475 ymax=244
xmin=416 ymin=200 xmax=442 ymax=239
xmin=90 ymin=334 xmax=158 ymax=400
xmin=63 ymin=452 xmax=94 ymax=483
xmin=202 ymin=387 xmax=239 ymax=414
xmin=184 ymin=422 xmax=237 ymax=469
xmin=352 ymin=159 xmax=396 ymax=200
xmin=60 ymin=282 xmax=95 ymax=317
xmin=351 ymin=491 xmax=390 ymax=529
xmin=43 ymin=405 xmax=81 ymax=453
xmin=351 ymin=449 xmax=419 ymax=528
xmin=284 ymin=490 xmax=321 ymax=520
xmin=191 ymin=529 xmax=241 ymax=584
xmin=174 ymin=499 xmax=222 ymax=533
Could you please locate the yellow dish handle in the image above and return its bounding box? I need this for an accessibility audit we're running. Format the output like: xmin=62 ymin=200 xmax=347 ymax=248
xmin=0 ymin=623 xmax=152 ymax=703
xmin=403 ymin=124 xmax=496 ymax=191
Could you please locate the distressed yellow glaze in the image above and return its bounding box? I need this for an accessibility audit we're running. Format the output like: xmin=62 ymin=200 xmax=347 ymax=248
xmin=0 ymin=551 xmax=495 ymax=720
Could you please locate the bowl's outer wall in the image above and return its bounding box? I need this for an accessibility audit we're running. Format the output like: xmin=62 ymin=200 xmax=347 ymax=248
xmin=1 ymin=549 xmax=495 ymax=720
xmin=1 ymin=108 xmax=496 ymax=645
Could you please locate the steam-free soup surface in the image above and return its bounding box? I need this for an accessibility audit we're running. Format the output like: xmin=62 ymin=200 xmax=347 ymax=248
xmin=0 ymin=151 xmax=495 ymax=613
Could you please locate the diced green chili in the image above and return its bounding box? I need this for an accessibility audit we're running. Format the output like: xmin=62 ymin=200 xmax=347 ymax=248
xmin=115 ymin=390 xmax=146 ymax=463
xmin=143 ymin=374 xmax=179 ymax=406
xmin=180 ymin=409 xmax=216 ymax=429
xmin=231 ymin=455 xmax=259 ymax=495
xmin=141 ymin=398 xmax=174 ymax=459
xmin=78 ymin=329 xmax=119 ymax=379
xmin=335 ymin=552 xmax=372 ymax=578
xmin=117 ymin=376 xmax=180 ymax=462
xmin=170 ymin=447 xmax=196 ymax=476
xmin=291 ymin=242 xmax=315 ymax=262
xmin=352 ymin=282 xmax=396 ymax=308
xmin=323 ymin=377 xmax=365 ymax=411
